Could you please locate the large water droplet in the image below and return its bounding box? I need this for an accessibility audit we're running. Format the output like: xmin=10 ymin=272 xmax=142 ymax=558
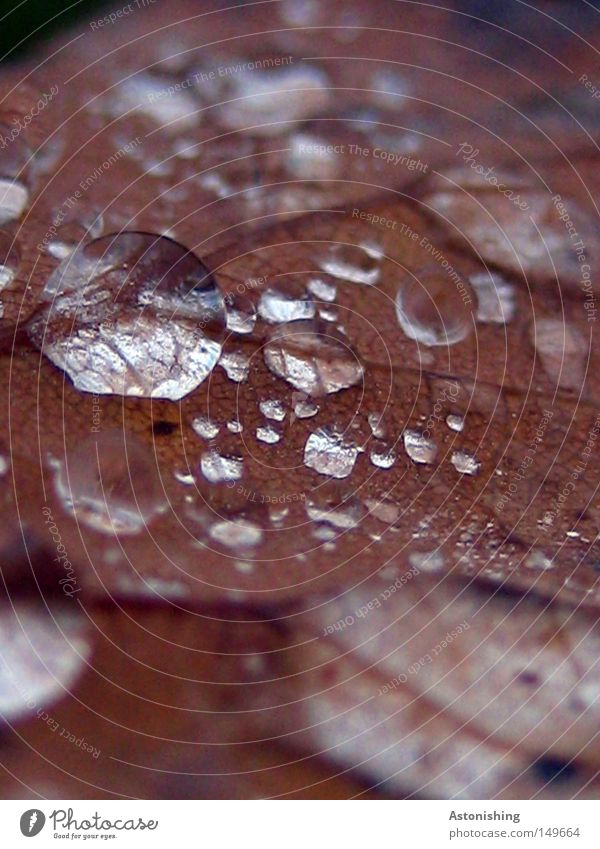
xmin=256 ymin=424 xmax=281 ymax=444
xmin=259 ymin=399 xmax=286 ymax=421
xmin=28 ymin=233 xmax=226 ymax=401
xmin=264 ymin=320 xmax=363 ymax=396
xmin=304 ymin=428 xmax=361 ymax=478
xmin=54 ymin=430 xmax=165 ymax=535
xmin=395 ymin=266 xmax=475 ymax=346
xmin=192 ymin=416 xmax=220 ymax=439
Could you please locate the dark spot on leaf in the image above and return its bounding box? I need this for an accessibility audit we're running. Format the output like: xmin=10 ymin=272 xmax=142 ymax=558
xmin=532 ymin=756 xmax=577 ymax=785
xmin=152 ymin=420 xmax=177 ymax=437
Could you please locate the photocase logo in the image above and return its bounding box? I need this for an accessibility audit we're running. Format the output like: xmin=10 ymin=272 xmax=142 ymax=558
xmin=20 ymin=810 xmax=46 ymax=837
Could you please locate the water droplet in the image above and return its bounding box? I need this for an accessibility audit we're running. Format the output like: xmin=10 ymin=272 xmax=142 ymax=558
xmin=45 ymin=207 xmax=104 ymax=260
xmin=319 ymin=243 xmax=380 ymax=285
xmin=306 ymin=495 xmax=363 ymax=528
xmin=192 ymin=416 xmax=220 ymax=439
xmin=403 ymin=429 xmax=437 ymax=464
xmin=174 ymin=470 xmax=195 ymax=486
xmin=365 ymin=498 xmax=399 ymax=524
xmin=213 ymin=61 xmax=330 ymax=135
xmin=29 ymin=233 xmax=225 ymax=401
xmin=0 ymin=180 xmax=28 ymax=225
xmin=287 ymin=133 xmax=341 ymax=180
xmin=0 ymin=230 xmax=19 ymax=293
xmin=446 ymin=413 xmax=464 ymax=432
xmin=259 ymin=399 xmax=286 ymax=421
xmin=226 ymin=293 xmax=257 ymax=334
xmin=200 ymin=451 xmax=243 ymax=483
xmin=258 ymin=287 xmax=315 ymax=323
xmin=470 ymin=271 xmax=515 ymax=324
xmin=209 ymin=518 xmax=262 ymax=548
xmin=264 ymin=320 xmax=363 ymax=396
xmin=451 ymin=450 xmax=480 ymax=475
xmin=307 ymin=277 xmax=337 ymax=301
xmin=395 ymin=266 xmax=475 ymax=346
xmin=227 ymin=419 xmax=243 ymax=433
xmin=55 ymin=430 xmax=165 ymax=535
xmin=368 ymin=412 xmax=386 ymax=438
xmin=525 ymin=550 xmax=554 ymax=570
xmin=530 ymin=318 xmax=587 ymax=390
xmin=294 ymin=398 xmax=319 ymax=419
xmin=113 ymin=72 xmax=198 ymax=132
xmin=304 ymin=428 xmax=361 ymax=478
xmin=408 ymin=548 xmax=445 ymax=573
xmin=219 ymin=349 xmax=250 ymax=383
xmin=256 ymin=425 xmax=280 ymax=444
xmin=370 ymin=445 xmax=396 ymax=469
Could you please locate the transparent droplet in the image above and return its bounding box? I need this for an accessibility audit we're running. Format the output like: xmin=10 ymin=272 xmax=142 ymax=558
xmin=29 ymin=233 xmax=226 ymax=401
xmin=226 ymin=292 xmax=257 ymax=334
xmin=54 ymin=430 xmax=165 ymax=535
xmin=227 ymin=420 xmax=243 ymax=433
xmin=470 ymin=271 xmax=515 ymax=324
xmin=0 ymin=179 xmax=28 ymax=225
xmin=368 ymin=412 xmax=386 ymax=438
xmin=258 ymin=287 xmax=315 ymax=323
xmin=451 ymin=450 xmax=480 ymax=475
xmin=319 ymin=243 xmax=380 ymax=285
xmin=256 ymin=425 xmax=280 ymax=444
xmin=45 ymin=207 xmax=104 ymax=260
xmin=395 ymin=267 xmax=475 ymax=346
xmin=304 ymin=428 xmax=361 ymax=478
xmin=0 ymin=230 xmax=19 ymax=292
xmin=214 ymin=62 xmax=330 ymax=136
xmin=219 ymin=350 xmax=250 ymax=383
xmin=192 ymin=416 xmax=220 ymax=439
xmin=364 ymin=498 xmax=399 ymax=525
xmin=525 ymin=550 xmax=555 ymax=570
xmin=264 ymin=320 xmax=363 ymax=396
xmin=370 ymin=445 xmax=396 ymax=469
xmin=112 ymin=72 xmax=198 ymax=132
xmin=210 ymin=518 xmax=262 ymax=548
xmin=403 ymin=429 xmax=437 ymax=464
xmin=408 ymin=548 xmax=445 ymax=573
xmin=307 ymin=277 xmax=337 ymax=301
xmin=259 ymin=399 xmax=286 ymax=421
xmin=200 ymin=451 xmax=243 ymax=483
xmin=446 ymin=413 xmax=464 ymax=432
xmin=306 ymin=495 xmax=364 ymax=529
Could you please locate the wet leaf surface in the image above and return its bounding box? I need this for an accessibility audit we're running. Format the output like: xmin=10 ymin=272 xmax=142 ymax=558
xmin=1 ymin=0 xmax=600 ymax=799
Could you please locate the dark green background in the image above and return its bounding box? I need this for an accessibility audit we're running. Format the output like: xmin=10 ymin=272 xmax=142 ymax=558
xmin=0 ymin=0 xmax=107 ymax=62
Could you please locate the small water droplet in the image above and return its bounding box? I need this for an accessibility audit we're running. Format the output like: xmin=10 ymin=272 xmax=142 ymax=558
xmin=219 ymin=350 xmax=250 ymax=383
xmin=55 ymin=430 xmax=165 ymax=535
xmin=470 ymin=271 xmax=515 ymax=324
xmin=396 ymin=266 xmax=474 ymax=346
xmin=227 ymin=419 xmax=243 ymax=433
xmin=226 ymin=293 xmax=257 ymax=334
xmin=451 ymin=450 xmax=480 ymax=475
xmin=368 ymin=412 xmax=386 ymax=438
xmin=258 ymin=287 xmax=315 ymax=323
xmin=256 ymin=425 xmax=280 ymax=444
xmin=446 ymin=413 xmax=464 ymax=432
xmin=408 ymin=548 xmax=445 ymax=572
xmin=403 ymin=429 xmax=437 ymax=464
xmin=364 ymin=498 xmax=399 ymax=525
xmin=210 ymin=518 xmax=262 ymax=548
xmin=200 ymin=451 xmax=243 ymax=483
xmin=525 ymin=550 xmax=555 ymax=570
xmin=0 ymin=179 xmax=28 ymax=225
xmin=259 ymin=399 xmax=286 ymax=421
xmin=0 ymin=230 xmax=19 ymax=293
xmin=307 ymin=277 xmax=337 ymax=301
xmin=192 ymin=416 xmax=220 ymax=439
xmin=304 ymin=428 xmax=361 ymax=478
xmin=306 ymin=494 xmax=363 ymax=528
xmin=264 ymin=320 xmax=363 ymax=396
xmin=370 ymin=445 xmax=396 ymax=469
xmin=319 ymin=243 xmax=380 ymax=285
xmin=294 ymin=398 xmax=319 ymax=419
